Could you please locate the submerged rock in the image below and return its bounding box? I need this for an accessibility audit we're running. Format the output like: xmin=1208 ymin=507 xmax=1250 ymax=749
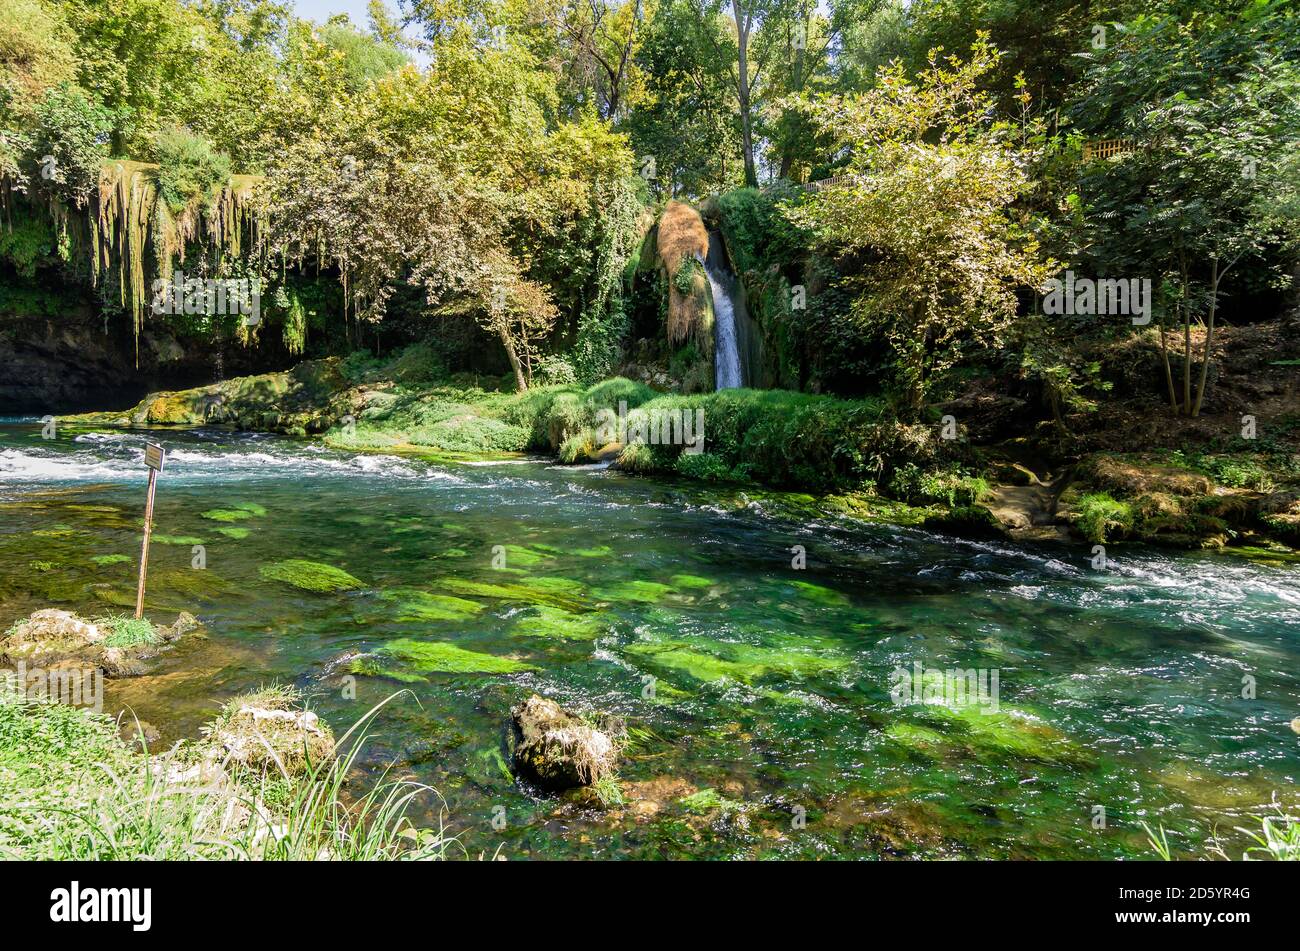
xmin=118 ymin=717 xmax=161 ymax=751
xmin=0 ymin=608 xmax=200 ymax=677
xmin=510 ymin=694 xmax=623 ymax=791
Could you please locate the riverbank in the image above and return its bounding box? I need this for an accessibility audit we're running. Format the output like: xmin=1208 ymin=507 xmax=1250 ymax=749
xmin=0 ymin=641 xmax=448 ymax=860
xmin=62 ymin=341 xmax=1300 ymax=556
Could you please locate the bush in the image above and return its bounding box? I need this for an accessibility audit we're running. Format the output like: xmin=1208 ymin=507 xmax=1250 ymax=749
xmin=1076 ymin=492 xmax=1134 ymax=544
xmin=30 ymin=84 xmax=111 ymax=206
xmin=534 ymin=354 xmax=578 ymax=386
xmin=674 ymin=452 xmax=742 ymax=482
xmin=151 ymin=126 xmax=231 ymax=213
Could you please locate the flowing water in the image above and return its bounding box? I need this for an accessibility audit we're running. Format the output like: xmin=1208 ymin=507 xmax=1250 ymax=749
xmin=701 ymin=251 xmax=743 ymax=390
xmin=2 ymin=421 xmax=1299 ymax=859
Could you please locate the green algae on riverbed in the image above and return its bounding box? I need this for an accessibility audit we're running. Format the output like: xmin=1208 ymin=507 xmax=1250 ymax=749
xmin=513 ymin=605 xmax=610 ymax=640
xmin=260 ymin=559 xmax=365 ymax=593
xmin=376 ymin=588 xmax=485 ymax=622
xmin=352 ymin=637 xmax=537 ymax=678
xmin=1 ymin=422 xmax=1298 ymax=860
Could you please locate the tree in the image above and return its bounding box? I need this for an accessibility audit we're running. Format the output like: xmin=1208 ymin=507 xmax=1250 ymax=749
xmin=540 ymin=0 xmax=653 ymax=122
xmin=1070 ymin=13 xmax=1300 ymax=416
xmin=624 ymin=0 xmax=741 ymax=197
xmin=786 ymin=39 xmax=1054 ymax=414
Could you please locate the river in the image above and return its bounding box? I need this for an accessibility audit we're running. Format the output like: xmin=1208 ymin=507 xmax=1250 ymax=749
xmin=1 ymin=421 xmax=1297 ymax=859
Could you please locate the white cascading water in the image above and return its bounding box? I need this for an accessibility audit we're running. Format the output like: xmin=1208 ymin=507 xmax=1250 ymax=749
xmin=699 ymin=252 xmax=742 ymax=389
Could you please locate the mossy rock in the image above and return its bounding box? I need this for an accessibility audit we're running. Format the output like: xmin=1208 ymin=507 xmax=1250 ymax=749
xmin=201 ymin=685 xmax=335 ymax=778
xmin=201 ymin=508 xmax=255 ymax=523
xmin=915 ymin=704 xmax=1095 ymax=768
xmin=671 ymin=574 xmax=715 ymax=590
xmin=91 ymin=554 xmax=132 ymax=567
xmin=922 ymin=504 xmax=1006 ymax=540
xmin=0 ymin=608 xmax=199 ymax=678
xmin=259 ymin=559 xmax=364 ymax=593
xmin=498 ymin=544 xmax=553 ymax=568
xmin=511 ymin=694 xmax=622 ymax=790
xmin=441 ymin=577 xmax=586 ymax=611
xmin=791 ymin=580 xmax=850 ymax=607
xmin=594 ymin=580 xmax=675 ymax=603
xmin=624 ymin=639 xmax=847 ymax=684
xmin=152 ymin=534 xmax=205 ymax=546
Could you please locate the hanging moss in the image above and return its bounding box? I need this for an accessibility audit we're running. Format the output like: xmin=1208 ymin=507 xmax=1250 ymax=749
xmin=80 ymin=161 xmax=268 ymax=363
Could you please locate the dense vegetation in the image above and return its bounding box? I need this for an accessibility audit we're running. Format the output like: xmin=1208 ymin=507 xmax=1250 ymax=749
xmin=1 ymin=0 xmax=1295 ymax=401
xmin=2 ymin=0 xmax=1299 ymax=545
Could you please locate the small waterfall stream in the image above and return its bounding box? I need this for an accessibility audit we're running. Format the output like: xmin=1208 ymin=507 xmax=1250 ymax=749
xmin=699 ymin=250 xmax=743 ymax=390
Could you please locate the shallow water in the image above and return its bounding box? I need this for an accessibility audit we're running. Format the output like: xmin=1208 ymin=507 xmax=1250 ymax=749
xmin=2 ymin=421 xmax=1298 ymax=859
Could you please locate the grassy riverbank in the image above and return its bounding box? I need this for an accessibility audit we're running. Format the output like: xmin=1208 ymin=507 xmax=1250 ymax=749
xmin=0 ymin=681 xmax=451 ymax=860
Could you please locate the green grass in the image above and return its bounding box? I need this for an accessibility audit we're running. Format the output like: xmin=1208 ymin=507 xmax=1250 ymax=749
xmin=96 ymin=613 xmax=159 ymax=648
xmin=1075 ymin=492 xmax=1134 ymax=544
xmin=0 ymin=690 xmax=458 ymax=860
xmin=1145 ymin=806 xmax=1300 ymax=861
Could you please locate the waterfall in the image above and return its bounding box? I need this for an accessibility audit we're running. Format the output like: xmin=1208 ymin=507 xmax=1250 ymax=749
xmin=699 ymin=251 xmax=743 ymax=390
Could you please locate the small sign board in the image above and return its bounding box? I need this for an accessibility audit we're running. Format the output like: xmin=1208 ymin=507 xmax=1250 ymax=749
xmin=144 ymin=442 xmax=165 ymax=471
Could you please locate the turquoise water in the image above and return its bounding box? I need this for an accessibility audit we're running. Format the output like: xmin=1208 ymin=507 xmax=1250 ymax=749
xmin=1 ymin=421 xmax=1298 ymax=859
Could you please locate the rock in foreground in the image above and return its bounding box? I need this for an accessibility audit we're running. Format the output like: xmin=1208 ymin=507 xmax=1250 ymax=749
xmin=511 ymin=694 xmax=622 ymax=791
xmin=201 ymin=685 xmax=336 ymax=777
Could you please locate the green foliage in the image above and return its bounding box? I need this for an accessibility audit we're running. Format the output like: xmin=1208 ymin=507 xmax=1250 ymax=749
xmin=1075 ymin=492 xmax=1134 ymax=544
xmin=786 ymin=39 xmax=1054 ymax=413
xmin=674 ymin=451 xmax=746 ymax=483
xmin=889 ymin=463 xmax=989 ymax=506
xmin=151 ymin=126 xmax=231 ymax=212
xmin=611 ymin=387 xmax=939 ymax=493
xmin=1066 ymin=11 xmax=1300 ymax=416
xmin=30 ymin=83 xmax=112 ymax=206
xmin=97 ymin=613 xmax=159 ymax=647
xmin=0 ymin=691 xmax=454 ymax=859
xmin=0 ymin=213 xmax=55 ymax=277
xmin=315 ymin=16 xmax=409 ymax=92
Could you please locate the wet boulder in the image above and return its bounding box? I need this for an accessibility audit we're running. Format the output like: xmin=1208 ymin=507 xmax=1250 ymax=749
xmin=510 ymin=694 xmax=622 ymax=791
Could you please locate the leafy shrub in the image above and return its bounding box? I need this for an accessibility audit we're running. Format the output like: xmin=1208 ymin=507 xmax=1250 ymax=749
xmin=674 ymin=452 xmax=742 ymax=482
xmin=151 ymin=126 xmax=231 ymax=213
xmin=534 ymin=354 xmax=578 ymax=386
xmin=1075 ymin=492 xmax=1134 ymax=544
xmin=0 ymin=213 xmax=54 ymax=277
xmin=30 ymin=84 xmax=111 ymax=206
xmin=558 ymin=429 xmax=595 ymax=463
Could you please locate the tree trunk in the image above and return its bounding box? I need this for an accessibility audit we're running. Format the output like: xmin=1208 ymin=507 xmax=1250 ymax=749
xmin=499 ymin=323 xmax=527 ymax=391
xmin=1178 ymin=255 xmax=1191 ymax=416
xmin=1191 ymin=257 xmax=1220 ymax=418
xmin=1159 ymin=313 xmax=1178 ymax=412
xmin=778 ymin=17 xmax=807 ymax=180
xmin=732 ymin=1 xmax=758 ymax=188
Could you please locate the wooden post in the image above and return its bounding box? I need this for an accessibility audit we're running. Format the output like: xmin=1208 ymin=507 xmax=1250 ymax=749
xmin=135 ymin=443 xmax=165 ymax=620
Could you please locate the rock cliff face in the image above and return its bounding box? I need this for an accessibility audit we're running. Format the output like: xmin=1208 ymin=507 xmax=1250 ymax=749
xmin=0 ymin=310 xmax=145 ymax=415
xmin=0 ymin=306 xmax=300 ymax=416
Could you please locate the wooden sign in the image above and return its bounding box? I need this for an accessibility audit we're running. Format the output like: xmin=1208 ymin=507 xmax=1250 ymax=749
xmin=144 ymin=442 xmax=165 ymax=471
